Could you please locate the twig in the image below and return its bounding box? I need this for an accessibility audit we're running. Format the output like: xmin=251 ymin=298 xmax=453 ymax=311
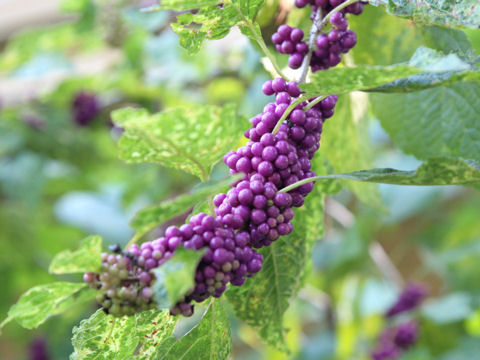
xmin=298 ymin=8 xmax=323 ymax=84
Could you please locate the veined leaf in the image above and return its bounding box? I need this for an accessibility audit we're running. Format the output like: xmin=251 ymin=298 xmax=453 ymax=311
xmin=70 ymin=309 xmax=177 ymax=360
xmin=112 ymin=104 xmax=247 ymax=180
xmin=304 ymin=157 xmax=480 ymax=186
xmin=369 ymin=0 xmax=480 ymax=29
xmin=371 ymin=82 xmax=480 ymax=161
xmin=155 ymin=300 xmax=232 ymax=359
xmin=159 ymin=0 xmax=220 ymax=11
xmin=152 ymin=247 xmax=206 ymax=309
xmin=49 ymin=235 xmax=102 ymax=274
xmin=2 ymin=282 xmax=89 ymax=330
xmin=132 ymin=175 xmax=241 ymax=239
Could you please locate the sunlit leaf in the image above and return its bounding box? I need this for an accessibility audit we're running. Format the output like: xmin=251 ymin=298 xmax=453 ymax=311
xmin=49 ymin=235 xmax=102 ymax=274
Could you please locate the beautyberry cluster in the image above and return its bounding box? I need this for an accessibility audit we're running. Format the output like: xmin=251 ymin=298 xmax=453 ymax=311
xmin=272 ymin=25 xmax=308 ymax=69
xmin=371 ymin=283 xmax=427 ymax=360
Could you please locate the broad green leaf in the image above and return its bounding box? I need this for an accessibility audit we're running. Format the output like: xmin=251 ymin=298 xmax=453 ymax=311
xmin=420 ymin=26 xmax=475 ymax=60
xmin=301 ymin=65 xmax=421 ymax=96
xmin=167 ymin=0 xmax=264 ymax=54
xmin=3 ymin=282 xmax=87 ymax=330
xmin=370 ymin=47 xmax=480 ymax=93
xmin=155 ymin=300 xmax=232 ymax=359
xmin=302 ymin=158 xmax=480 ymax=186
xmin=371 ymin=82 xmax=480 ymax=161
xmin=70 ymin=309 xmax=177 ymax=360
xmin=132 ymin=175 xmax=241 ymax=239
xmin=152 ymin=247 xmax=205 ymax=309
xmin=112 ymin=104 xmax=247 ymax=180
xmin=159 ymin=0 xmax=219 ymax=11
xmin=49 ymin=235 xmax=102 ymax=274
xmin=226 ymin=187 xmax=325 ymax=350
xmin=369 ymin=0 xmax=480 ymax=29
xmin=320 ymin=94 xmax=384 ymax=210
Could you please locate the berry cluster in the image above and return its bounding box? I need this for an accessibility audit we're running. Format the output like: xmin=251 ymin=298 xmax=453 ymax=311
xmin=72 ymin=91 xmax=99 ymax=126
xmin=85 ymin=0 xmax=361 ymax=320
xmin=273 ymin=0 xmax=364 ymax=70
xmin=371 ymin=283 xmax=427 ymax=360
xmin=272 ymin=25 xmax=308 ymax=69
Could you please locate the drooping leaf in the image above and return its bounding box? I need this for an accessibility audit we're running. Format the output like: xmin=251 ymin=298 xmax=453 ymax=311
xmin=155 ymin=300 xmax=232 ymax=359
xmin=132 ymin=175 xmax=241 ymax=239
xmin=70 ymin=309 xmax=177 ymax=360
xmin=370 ymin=47 xmax=480 ymax=93
xmin=320 ymin=94 xmax=384 ymax=210
xmin=226 ymin=186 xmax=325 ymax=350
xmin=112 ymin=104 xmax=247 ymax=180
xmin=369 ymin=0 xmax=480 ymax=29
xmin=420 ymin=26 xmax=476 ymax=60
xmin=49 ymin=235 xmax=102 ymax=274
xmin=152 ymin=247 xmax=206 ymax=309
xmin=300 ymin=157 xmax=480 ymax=186
xmin=167 ymin=0 xmax=264 ymax=54
xmin=301 ymin=65 xmax=421 ymax=96
xmin=371 ymin=82 xmax=480 ymax=161
xmin=2 ymin=282 xmax=89 ymax=330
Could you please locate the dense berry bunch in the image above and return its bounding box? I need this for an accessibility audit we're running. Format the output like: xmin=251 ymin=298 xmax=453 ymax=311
xmin=84 ymin=0 xmax=361 ymax=320
xmin=310 ymin=12 xmax=357 ymax=71
xmin=72 ymin=91 xmax=99 ymax=126
xmin=294 ymin=0 xmax=364 ymax=15
xmin=271 ymin=25 xmax=308 ymax=69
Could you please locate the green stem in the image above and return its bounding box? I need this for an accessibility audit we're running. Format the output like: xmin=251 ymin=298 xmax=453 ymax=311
xmin=271 ymin=95 xmax=309 ymax=135
xmin=321 ymin=0 xmax=359 ymax=28
xmin=228 ymin=1 xmax=287 ymax=80
xmin=303 ymin=95 xmax=326 ymax=111
xmin=279 ymin=175 xmax=328 ymax=193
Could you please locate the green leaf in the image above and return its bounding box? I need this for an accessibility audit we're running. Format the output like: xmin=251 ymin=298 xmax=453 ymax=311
xmin=155 ymin=300 xmax=232 ymax=359
xmin=320 ymin=94 xmax=384 ymax=210
xmin=152 ymin=247 xmax=206 ymax=309
xmin=159 ymin=0 xmax=219 ymax=11
xmin=226 ymin=187 xmax=325 ymax=350
xmin=167 ymin=0 xmax=264 ymax=54
xmin=112 ymin=104 xmax=247 ymax=180
xmin=49 ymin=235 xmax=102 ymax=274
xmin=303 ymin=157 xmax=480 ymax=186
xmin=301 ymin=65 xmax=421 ymax=96
xmin=70 ymin=309 xmax=177 ymax=360
xmin=370 ymin=47 xmax=480 ymax=93
xmin=420 ymin=26 xmax=475 ymax=60
xmin=132 ymin=175 xmax=241 ymax=239
xmin=369 ymin=0 xmax=480 ymax=29
xmin=3 ymin=282 xmax=88 ymax=330
xmin=350 ymin=4 xmax=423 ymax=66
xmin=371 ymin=82 xmax=480 ymax=161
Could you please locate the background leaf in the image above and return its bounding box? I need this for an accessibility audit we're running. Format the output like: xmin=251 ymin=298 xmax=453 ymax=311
xmin=112 ymin=104 xmax=247 ymax=180
xmin=49 ymin=235 xmax=102 ymax=274
xmin=371 ymin=82 xmax=480 ymax=161
xmin=152 ymin=247 xmax=206 ymax=309
xmin=155 ymin=300 xmax=232 ymax=359
xmin=3 ymin=282 xmax=89 ymax=330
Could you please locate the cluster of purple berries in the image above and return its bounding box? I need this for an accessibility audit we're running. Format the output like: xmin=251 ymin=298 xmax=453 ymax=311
xmin=272 ymin=0 xmax=364 ymax=71
xmin=371 ymin=283 xmax=427 ymax=360
xmin=311 ymin=12 xmax=357 ymax=71
xmin=72 ymin=91 xmax=99 ymax=126
xmin=272 ymin=25 xmax=308 ymax=69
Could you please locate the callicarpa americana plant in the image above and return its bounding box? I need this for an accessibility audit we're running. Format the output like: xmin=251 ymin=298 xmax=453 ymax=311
xmin=2 ymin=0 xmax=480 ymax=359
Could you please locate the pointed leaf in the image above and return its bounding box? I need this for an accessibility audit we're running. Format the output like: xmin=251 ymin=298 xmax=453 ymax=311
xmin=49 ymin=235 xmax=102 ymax=274
xmin=155 ymin=300 xmax=232 ymax=360
xmin=305 ymin=158 xmax=480 ymax=186
xmin=112 ymin=104 xmax=247 ymax=180
xmin=152 ymin=247 xmax=206 ymax=309
xmin=4 ymin=282 xmax=88 ymax=330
